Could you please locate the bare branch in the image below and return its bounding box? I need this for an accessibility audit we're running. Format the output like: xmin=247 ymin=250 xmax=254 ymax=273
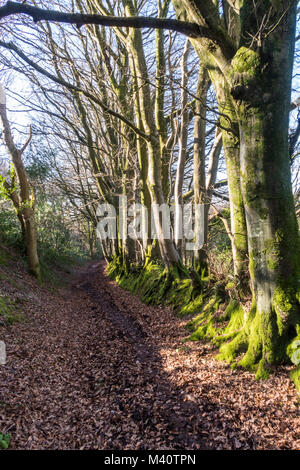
xmin=20 ymin=124 xmax=32 ymax=153
xmin=0 ymin=1 xmax=208 ymax=38
xmin=0 ymin=40 xmax=150 ymax=141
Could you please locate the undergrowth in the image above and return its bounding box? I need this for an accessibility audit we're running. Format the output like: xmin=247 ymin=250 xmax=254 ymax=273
xmin=0 ymin=206 xmax=95 ymax=285
xmin=0 ymin=432 xmax=11 ymax=450
xmin=0 ymin=296 xmax=24 ymax=325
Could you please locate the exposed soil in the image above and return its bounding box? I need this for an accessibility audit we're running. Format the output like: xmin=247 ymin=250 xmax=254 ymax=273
xmin=0 ymin=260 xmax=299 ymax=450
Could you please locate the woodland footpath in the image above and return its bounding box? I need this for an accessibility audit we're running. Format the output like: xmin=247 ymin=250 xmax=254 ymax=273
xmin=0 ymin=250 xmax=299 ymax=450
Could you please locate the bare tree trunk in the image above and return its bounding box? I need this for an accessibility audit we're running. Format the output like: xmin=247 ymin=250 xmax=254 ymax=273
xmin=0 ymin=84 xmax=40 ymax=281
xmin=193 ymin=65 xmax=210 ymax=271
xmin=174 ymin=39 xmax=190 ymax=255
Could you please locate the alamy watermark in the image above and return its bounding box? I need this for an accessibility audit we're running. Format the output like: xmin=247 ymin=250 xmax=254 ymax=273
xmin=96 ymin=196 xmax=205 ymax=251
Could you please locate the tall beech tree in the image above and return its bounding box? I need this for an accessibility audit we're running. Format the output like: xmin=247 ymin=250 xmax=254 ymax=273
xmin=172 ymin=0 xmax=300 ymax=379
xmin=0 ymin=1 xmax=299 ymax=383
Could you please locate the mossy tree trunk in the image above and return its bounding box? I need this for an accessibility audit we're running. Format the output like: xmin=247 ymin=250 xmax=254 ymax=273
xmin=123 ymin=0 xmax=180 ymax=270
xmin=193 ymin=65 xmax=211 ymax=272
xmin=190 ymin=46 xmax=249 ymax=290
xmin=155 ymin=0 xmax=171 ymax=201
xmin=130 ymin=33 xmax=157 ymax=263
xmin=217 ymin=84 xmax=249 ymax=292
xmin=174 ymin=39 xmax=190 ymax=256
xmin=172 ymin=0 xmax=248 ymax=288
xmin=221 ymin=1 xmax=300 ymax=375
xmin=192 ymin=65 xmax=223 ymax=275
xmin=173 ymin=0 xmax=300 ymax=377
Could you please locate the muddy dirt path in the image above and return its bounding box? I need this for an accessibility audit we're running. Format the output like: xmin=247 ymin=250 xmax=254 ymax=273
xmin=0 ymin=262 xmax=299 ymax=449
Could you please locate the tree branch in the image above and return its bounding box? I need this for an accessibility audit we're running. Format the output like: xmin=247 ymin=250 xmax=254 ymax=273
xmin=290 ymin=95 xmax=300 ymax=111
xmin=20 ymin=124 xmax=32 ymax=153
xmin=212 ymin=204 xmax=233 ymax=242
xmin=0 ymin=39 xmax=150 ymax=141
xmin=0 ymin=1 xmax=208 ymax=38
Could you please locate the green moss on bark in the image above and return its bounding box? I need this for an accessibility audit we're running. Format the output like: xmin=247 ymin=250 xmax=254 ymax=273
xmin=231 ymin=47 xmax=260 ymax=76
xmin=216 ymin=287 xmax=300 ymax=384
